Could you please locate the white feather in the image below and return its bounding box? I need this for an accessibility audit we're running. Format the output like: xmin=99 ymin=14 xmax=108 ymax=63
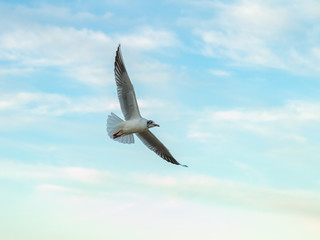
xmin=116 ymin=134 xmax=134 ymax=144
xmin=107 ymin=112 xmax=134 ymax=144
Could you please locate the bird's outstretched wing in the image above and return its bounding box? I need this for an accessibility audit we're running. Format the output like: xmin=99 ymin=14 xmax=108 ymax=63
xmin=136 ymin=130 xmax=187 ymax=167
xmin=114 ymin=45 xmax=141 ymax=120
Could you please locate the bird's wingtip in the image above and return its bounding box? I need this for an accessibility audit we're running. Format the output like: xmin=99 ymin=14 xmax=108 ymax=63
xmin=180 ymin=164 xmax=188 ymax=168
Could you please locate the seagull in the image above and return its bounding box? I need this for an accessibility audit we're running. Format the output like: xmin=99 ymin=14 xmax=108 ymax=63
xmin=107 ymin=45 xmax=187 ymax=167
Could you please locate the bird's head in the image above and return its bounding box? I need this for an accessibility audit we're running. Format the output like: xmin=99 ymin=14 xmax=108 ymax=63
xmin=147 ymin=120 xmax=160 ymax=128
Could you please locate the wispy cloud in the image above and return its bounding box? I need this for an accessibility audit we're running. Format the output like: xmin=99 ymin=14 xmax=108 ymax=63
xmin=181 ymin=0 xmax=320 ymax=75
xmin=0 ymin=25 xmax=115 ymax=85
xmin=187 ymin=131 xmax=214 ymax=143
xmin=35 ymin=184 xmax=81 ymax=194
xmin=0 ymin=92 xmax=119 ymax=115
xmin=0 ymin=91 xmax=178 ymax=121
xmin=0 ymin=160 xmax=113 ymax=184
xmin=0 ymin=2 xmax=111 ymax=26
xmin=1 ymin=159 xmax=320 ymax=218
xmin=188 ymin=100 xmax=320 ymax=141
xmin=136 ymin=173 xmax=320 ymax=217
xmin=116 ymin=27 xmax=179 ymax=51
xmin=209 ymin=69 xmax=231 ymax=77
xmin=0 ymin=4 xmax=180 ymax=86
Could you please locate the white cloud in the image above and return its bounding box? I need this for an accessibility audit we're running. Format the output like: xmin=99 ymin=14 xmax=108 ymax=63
xmin=0 ymin=67 xmax=35 ymax=75
xmin=0 ymin=4 xmax=180 ymax=86
xmin=0 ymin=91 xmax=178 ymax=120
xmin=36 ymin=184 xmax=81 ymax=194
xmin=136 ymin=173 xmax=320 ymax=218
xmin=0 ymin=3 xmax=108 ymax=26
xmin=0 ymin=25 xmax=115 ymax=85
xmin=0 ymin=91 xmax=121 ymax=131
xmin=187 ymin=100 xmax=320 ymax=147
xmin=0 ymin=92 xmax=119 ymax=115
xmin=0 ymin=160 xmax=113 ymax=184
xmin=209 ymin=69 xmax=231 ymax=77
xmin=1 ymin=159 xmax=320 ymax=218
xmin=0 ymin=25 xmax=180 ymax=87
xmin=116 ymin=27 xmax=179 ymax=50
xmin=61 ymin=167 xmax=113 ymax=184
xmin=200 ymin=100 xmax=320 ymax=123
xmin=187 ymin=131 xmax=214 ymax=143
xmin=187 ymin=131 xmax=213 ymax=139
xmin=183 ymin=0 xmax=320 ymax=75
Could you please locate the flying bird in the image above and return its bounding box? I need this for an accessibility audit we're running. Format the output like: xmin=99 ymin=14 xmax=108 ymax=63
xmin=107 ymin=45 xmax=187 ymax=167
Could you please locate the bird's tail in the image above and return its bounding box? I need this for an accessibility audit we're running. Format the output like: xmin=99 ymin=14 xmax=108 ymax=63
xmin=106 ymin=112 xmax=134 ymax=144
xmin=107 ymin=112 xmax=124 ymax=138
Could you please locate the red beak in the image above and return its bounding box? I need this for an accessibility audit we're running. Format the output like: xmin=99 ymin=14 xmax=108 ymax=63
xmin=154 ymin=124 xmax=160 ymax=127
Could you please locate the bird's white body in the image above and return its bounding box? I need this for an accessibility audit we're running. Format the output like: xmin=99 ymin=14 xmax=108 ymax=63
xmin=119 ymin=118 xmax=148 ymax=135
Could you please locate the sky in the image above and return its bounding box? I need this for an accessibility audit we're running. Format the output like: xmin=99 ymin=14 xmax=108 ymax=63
xmin=1 ymin=0 xmax=320 ymax=239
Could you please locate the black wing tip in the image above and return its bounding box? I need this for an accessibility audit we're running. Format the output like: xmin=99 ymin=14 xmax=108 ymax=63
xmin=115 ymin=44 xmax=121 ymax=60
xmin=114 ymin=44 xmax=125 ymax=74
xmin=172 ymin=158 xmax=188 ymax=167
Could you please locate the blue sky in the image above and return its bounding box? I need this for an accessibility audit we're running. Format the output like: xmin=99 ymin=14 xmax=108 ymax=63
xmin=1 ymin=0 xmax=320 ymax=239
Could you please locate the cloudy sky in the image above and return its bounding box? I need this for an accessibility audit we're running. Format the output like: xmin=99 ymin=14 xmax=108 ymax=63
xmin=1 ymin=0 xmax=320 ymax=239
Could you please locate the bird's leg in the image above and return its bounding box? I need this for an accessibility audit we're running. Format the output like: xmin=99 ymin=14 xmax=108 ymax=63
xmin=113 ymin=131 xmax=122 ymax=139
